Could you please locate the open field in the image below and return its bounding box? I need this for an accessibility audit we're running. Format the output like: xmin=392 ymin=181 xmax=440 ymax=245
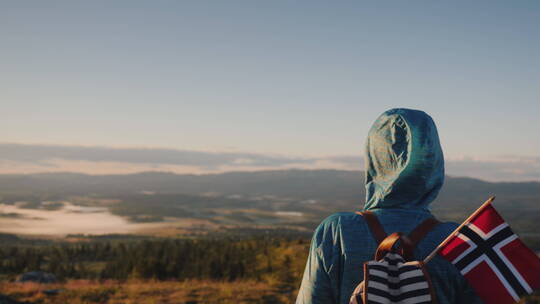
xmin=0 ymin=237 xmax=307 ymax=303
xmin=0 ymin=280 xmax=297 ymax=304
xmin=1 ymin=278 xmax=539 ymax=304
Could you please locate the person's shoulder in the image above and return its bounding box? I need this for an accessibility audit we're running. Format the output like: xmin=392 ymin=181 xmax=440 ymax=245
xmin=318 ymin=211 xmax=361 ymax=228
xmin=435 ymin=220 xmax=459 ymax=233
xmin=312 ymin=212 xmax=364 ymax=241
xmin=427 ymin=220 xmax=460 ymax=243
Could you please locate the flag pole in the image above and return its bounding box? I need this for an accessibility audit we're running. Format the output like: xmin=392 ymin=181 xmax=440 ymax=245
xmin=423 ymin=196 xmax=496 ymax=264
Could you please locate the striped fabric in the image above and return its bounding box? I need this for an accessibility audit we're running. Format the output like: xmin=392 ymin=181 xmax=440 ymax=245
xmin=350 ymin=253 xmax=434 ymax=304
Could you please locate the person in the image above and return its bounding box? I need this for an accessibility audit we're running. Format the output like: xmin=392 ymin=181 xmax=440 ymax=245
xmin=295 ymin=108 xmax=482 ymax=304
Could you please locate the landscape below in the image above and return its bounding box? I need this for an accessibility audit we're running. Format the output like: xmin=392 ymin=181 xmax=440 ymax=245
xmin=1 ymin=169 xmax=539 ymax=303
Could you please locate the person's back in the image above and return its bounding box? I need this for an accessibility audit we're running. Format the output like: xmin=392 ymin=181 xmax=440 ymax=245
xmin=296 ymin=108 xmax=482 ymax=304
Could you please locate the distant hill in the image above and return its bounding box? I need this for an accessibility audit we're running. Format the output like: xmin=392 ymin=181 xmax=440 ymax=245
xmin=0 ymin=169 xmax=539 ymax=202
xmin=0 ymin=170 xmax=365 ymax=200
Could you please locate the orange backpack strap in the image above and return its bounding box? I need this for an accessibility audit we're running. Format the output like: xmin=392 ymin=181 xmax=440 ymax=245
xmin=357 ymin=212 xmax=440 ymax=261
xmin=375 ymin=232 xmax=415 ymax=261
xmin=407 ymin=217 xmax=441 ymax=248
xmin=356 ymin=211 xmax=387 ymax=245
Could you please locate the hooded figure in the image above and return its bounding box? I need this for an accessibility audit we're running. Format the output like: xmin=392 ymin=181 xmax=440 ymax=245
xmin=296 ymin=109 xmax=482 ymax=304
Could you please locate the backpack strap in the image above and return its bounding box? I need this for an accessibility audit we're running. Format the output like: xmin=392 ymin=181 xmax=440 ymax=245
xmin=407 ymin=217 xmax=441 ymax=247
xmin=357 ymin=211 xmax=441 ymax=260
xmin=356 ymin=211 xmax=386 ymax=244
xmin=375 ymin=232 xmax=414 ymax=261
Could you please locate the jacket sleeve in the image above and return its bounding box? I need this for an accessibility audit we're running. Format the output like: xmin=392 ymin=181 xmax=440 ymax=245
xmin=296 ymin=218 xmax=340 ymax=304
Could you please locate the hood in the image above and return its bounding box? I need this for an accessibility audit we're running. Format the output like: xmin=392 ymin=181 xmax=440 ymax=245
xmin=363 ymin=108 xmax=444 ymax=211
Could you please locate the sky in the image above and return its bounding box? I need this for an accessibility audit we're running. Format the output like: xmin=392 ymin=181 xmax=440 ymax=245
xmin=1 ymin=1 xmax=539 ymax=181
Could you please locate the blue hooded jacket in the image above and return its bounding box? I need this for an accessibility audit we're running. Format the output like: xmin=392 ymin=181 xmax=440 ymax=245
xmin=296 ymin=108 xmax=482 ymax=304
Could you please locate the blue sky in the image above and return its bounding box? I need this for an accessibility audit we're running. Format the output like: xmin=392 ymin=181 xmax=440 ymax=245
xmin=1 ymin=1 xmax=539 ymax=179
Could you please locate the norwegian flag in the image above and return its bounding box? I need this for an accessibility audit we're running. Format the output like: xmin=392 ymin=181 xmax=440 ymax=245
xmin=437 ymin=199 xmax=540 ymax=304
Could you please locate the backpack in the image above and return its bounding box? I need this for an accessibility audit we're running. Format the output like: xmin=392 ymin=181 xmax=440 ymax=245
xmin=349 ymin=211 xmax=440 ymax=304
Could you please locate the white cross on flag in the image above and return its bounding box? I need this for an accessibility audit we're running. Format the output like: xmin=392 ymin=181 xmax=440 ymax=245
xmin=438 ymin=201 xmax=540 ymax=304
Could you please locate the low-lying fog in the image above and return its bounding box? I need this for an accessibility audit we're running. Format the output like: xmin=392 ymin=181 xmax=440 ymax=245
xmin=0 ymin=203 xmax=151 ymax=236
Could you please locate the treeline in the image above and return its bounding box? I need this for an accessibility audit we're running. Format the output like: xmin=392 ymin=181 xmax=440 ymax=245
xmin=0 ymin=237 xmax=309 ymax=290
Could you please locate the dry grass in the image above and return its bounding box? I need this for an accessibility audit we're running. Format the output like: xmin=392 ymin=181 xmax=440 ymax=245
xmin=2 ymin=280 xmax=539 ymax=303
xmin=0 ymin=280 xmax=296 ymax=304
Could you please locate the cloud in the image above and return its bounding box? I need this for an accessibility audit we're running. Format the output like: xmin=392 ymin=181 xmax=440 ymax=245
xmin=0 ymin=143 xmax=313 ymax=169
xmin=324 ymin=154 xmax=540 ymax=182
xmin=445 ymin=155 xmax=540 ymax=181
xmin=324 ymin=155 xmax=364 ymax=167
xmin=0 ymin=143 xmax=539 ymax=181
